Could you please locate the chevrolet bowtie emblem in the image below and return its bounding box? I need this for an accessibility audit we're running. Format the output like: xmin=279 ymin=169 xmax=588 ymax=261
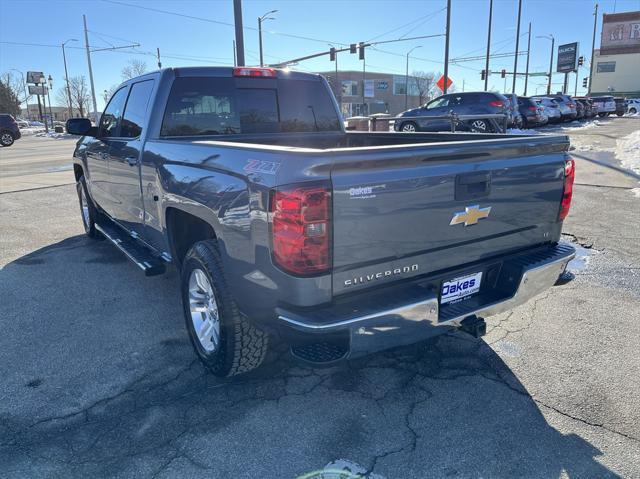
xmin=450 ymin=205 xmax=492 ymax=226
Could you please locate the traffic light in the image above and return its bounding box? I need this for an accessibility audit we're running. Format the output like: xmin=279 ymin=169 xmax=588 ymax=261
xmin=481 ymin=69 xmax=486 ymax=80
xmin=501 ymin=69 xmax=506 ymax=78
xmin=578 ymin=56 xmax=584 ymax=67
xmin=329 ymin=47 xmax=336 ymax=62
xmin=350 ymin=43 xmax=357 ymax=54
xmin=358 ymin=42 xmax=365 ymax=60
xmin=583 ymin=77 xmax=589 ymax=88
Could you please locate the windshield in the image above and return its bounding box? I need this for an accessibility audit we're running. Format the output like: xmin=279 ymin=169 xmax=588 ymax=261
xmin=161 ymin=76 xmax=342 ymax=136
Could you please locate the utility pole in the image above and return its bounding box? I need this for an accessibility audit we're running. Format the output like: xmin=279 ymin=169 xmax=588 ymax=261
xmin=83 ymin=15 xmax=98 ymax=120
xmin=157 ymin=48 xmax=162 ymax=69
xmin=588 ymin=3 xmax=598 ymax=95
xmin=233 ymin=0 xmax=245 ymax=66
xmin=574 ymin=69 xmax=579 ymax=96
xmin=563 ymin=73 xmax=568 ymax=94
xmin=61 ymin=39 xmax=76 ymax=118
xmin=512 ymin=0 xmax=522 ymax=93
xmin=405 ymin=46 xmax=422 ymax=110
xmin=47 ymin=75 xmax=54 ymax=124
xmin=443 ymin=0 xmax=451 ymax=94
xmin=362 ymin=52 xmax=366 ymax=115
xmin=524 ymin=22 xmax=531 ymax=96
xmin=484 ymin=0 xmax=493 ymax=91
xmin=233 ymin=41 xmax=237 ymax=66
xmin=537 ymin=34 xmax=555 ymax=95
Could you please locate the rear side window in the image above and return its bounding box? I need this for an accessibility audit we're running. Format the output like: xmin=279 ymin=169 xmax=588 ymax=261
xmin=161 ymin=77 xmax=341 ymax=136
xmin=121 ymin=80 xmax=155 ymax=138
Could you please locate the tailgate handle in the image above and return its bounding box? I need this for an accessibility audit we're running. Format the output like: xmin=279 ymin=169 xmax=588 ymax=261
xmin=455 ymin=172 xmax=491 ymax=201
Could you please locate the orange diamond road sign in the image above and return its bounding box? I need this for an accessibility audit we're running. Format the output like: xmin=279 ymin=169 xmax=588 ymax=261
xmin=436 ymin=75 xmax=453 ymax=92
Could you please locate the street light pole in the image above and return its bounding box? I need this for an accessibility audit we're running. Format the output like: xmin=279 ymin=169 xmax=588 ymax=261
xmin=47 ymin=75 xmax=54 ymax=124
xmin=405 ymin=46 xmax=422 ymax=110
xmin=83 ymin=15 xmax=98 ymax=120
xmin=588 ymin=3 xmax=598 ymax=95
xmin=537 ymin=34 xmax=555 ymax=95
xmin=258 ymin=10 xmax=277 ymax=67
xmin=524 ymin=22 xmax=531 ymax=96
xmin=512 ymin=0 xmax=522 ymax=93
xmin=62 ymin=39 xmax=77 ymax=118
xmin=484 ymin=0 xmax=493 ymax=91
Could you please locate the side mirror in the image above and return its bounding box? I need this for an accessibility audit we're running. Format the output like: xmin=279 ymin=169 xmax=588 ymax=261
xmin=66 ymin=118 xmax=97 ymax=136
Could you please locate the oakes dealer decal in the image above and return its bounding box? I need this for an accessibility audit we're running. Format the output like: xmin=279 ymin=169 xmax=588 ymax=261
xmin=344 ymin=264 xmax=419 ymax=286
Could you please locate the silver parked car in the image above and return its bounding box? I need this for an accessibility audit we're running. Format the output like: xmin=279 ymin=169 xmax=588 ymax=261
xmin=535 ymin=98 xmax=562 ymax=123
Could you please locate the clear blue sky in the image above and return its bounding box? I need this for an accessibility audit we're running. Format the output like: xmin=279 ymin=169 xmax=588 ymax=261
xmin=2 ymin=0 xmax=639 ymax=111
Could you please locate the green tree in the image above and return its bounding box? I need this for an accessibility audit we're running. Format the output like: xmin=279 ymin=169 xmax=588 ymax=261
xmin=0 ymin=78 xmax=21 ymax=117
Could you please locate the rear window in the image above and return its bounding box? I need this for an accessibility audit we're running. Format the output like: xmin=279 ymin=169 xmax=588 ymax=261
xmin=161 ymin=77 xmax=341 ymax=136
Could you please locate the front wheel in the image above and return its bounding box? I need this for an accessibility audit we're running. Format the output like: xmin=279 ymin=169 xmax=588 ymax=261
xmin=469 ymin=119 xmax=490 ymax=133
xmin=598 ymin=113 xmax=607 ymax=118
xmin=629 ymin=107 xmax=637 ymax=114
xmin=400 ymin=121 xmax=418 ymax=132
xmin=181 ymin=240 xmax=269 ymax=377
xmin=1 ymin=131 xmax=15 ymax=147
xmin=616 ymin=112 xmax=624 ymax=117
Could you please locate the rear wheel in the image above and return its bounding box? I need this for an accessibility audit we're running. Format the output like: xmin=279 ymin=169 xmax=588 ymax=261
xmin=400 ymin=121 xmax=418 ymax=132
xmin=616 ymin=111 xmax=624 ymax=117
xmin=629 ymin=107 xmax=637 ymax=114
xmin=598 ymin=113 xmax=607 ymax=118
xmin=181 ymin=240 xmax=269 ymax=377
xmin=0 ymin=131 xmax=15 ymax=147
xmin=77 ymin=175 xmax=98 ymax=238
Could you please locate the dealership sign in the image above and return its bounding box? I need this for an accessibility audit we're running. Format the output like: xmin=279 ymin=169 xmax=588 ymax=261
xmin=28 ymin=85 xmax=48 ymax=95
xmin=27 ymin=71 xmax=45 ymax=84
xmin=557 ymin=42 xmax=579 ymax=73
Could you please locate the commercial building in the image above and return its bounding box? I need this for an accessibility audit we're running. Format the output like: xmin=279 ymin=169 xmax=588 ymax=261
xmin=318 ymin=70 xmax=427 ymax=117
xmin=590 ymin=10 xmax=640 ymax=97
xmin=21 ymin=104 xmax=82 ymax=122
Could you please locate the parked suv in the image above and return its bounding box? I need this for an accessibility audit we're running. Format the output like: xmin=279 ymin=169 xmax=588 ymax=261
xmin=614 ymin=97 xmax=628 ymax=116
xmin=503 ymin=93 xmax=524 ymax=128
xmin=550 ymin=95 xmax=578 ymax=121
xmin=395 ymin=92 xmax=509 ymax=133
xmin=517 ymin=96 xmax=546 ymax=127
xmin=591 ymin=96 xmax=616 ymax=117
xmin=534 ymin=97 xmax=562 ymax=123
xmin=0 ymin=113 xmax=22 ymax=147
xmin=627 ymin=98 xmax=640 ymax=114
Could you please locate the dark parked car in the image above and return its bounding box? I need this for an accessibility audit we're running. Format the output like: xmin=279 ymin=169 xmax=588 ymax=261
xmin=575 ymin=98 xmax=595 ymax=118
xmin=0 ymin=113 xmax=22 ymax=147
xmin=394 ymin=92 xmax=509 ymax=133
xmin=517 ymin=96 xmax=547 ymax=127
xmin=551 ymin=95 xmax=578 ymax=121
xmin=574 ymin=100 xmax=585 ymax=119
xmin=65 ymin=66 xmax=576 ymax=376
xmin=614 ymin=97 xmax=628 ymax=116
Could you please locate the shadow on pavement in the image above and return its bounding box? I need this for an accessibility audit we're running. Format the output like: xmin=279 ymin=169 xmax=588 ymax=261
xmin=0 ymin=236 xmax=621 ymax=478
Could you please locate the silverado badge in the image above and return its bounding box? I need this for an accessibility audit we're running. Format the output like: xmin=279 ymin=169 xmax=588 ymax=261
xmin=450 ymin=205 xmax=492 ymax=226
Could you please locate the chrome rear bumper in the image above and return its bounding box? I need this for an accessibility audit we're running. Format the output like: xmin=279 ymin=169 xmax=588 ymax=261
xmin=277 ymin=243 xmax=575 ymax=359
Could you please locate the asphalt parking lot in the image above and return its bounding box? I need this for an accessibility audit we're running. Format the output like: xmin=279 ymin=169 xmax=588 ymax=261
xmin=1 ymin=119 xmax=639 ymax=478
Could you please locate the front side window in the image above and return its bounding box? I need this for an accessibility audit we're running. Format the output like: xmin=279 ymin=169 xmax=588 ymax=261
xmin=426 ymin=96 xmax=449 ymax=109
xmin=99 ymin=87 xmax=129 ymax=138
xmin=121 ymin=80 xmax=155 ymax=138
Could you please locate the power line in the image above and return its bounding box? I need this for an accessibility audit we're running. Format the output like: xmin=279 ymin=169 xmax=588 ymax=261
xmin=366 ymin=7 xmax=446 ymax=42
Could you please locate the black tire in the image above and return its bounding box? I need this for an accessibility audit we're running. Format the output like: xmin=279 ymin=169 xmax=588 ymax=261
xmin=629 ymin=108 xmax=637 ymax=114
xmin=1 ymin=130 xmax=15 ymax=147
xmin=399 ymin=121 xmax=418 ymax=132
xmin=598 ymin=113 xmax=607 ymax=118
xmin=181 ymin=240 xmax=269 ymax=377
xmin=616 ymin=112 xmax=624 ymax=117
xmin=77 ymin=175 xmax=99 ymax=238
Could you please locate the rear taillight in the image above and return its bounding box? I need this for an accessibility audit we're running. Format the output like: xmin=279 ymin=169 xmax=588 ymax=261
xmin=271 ymin=183 xmax=331 ymax=275
xmin=233 ymin=67 xmax=277 ymax=78
xmin=528 ymin=106 xmax=537 ymax=111
xmin=489 ymin=101 xmax=504 ymax=108
xmin=559 ymin=158 xmax=575 ymax=221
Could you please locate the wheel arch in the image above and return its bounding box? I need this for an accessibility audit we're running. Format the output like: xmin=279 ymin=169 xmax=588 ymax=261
xmin=165 ymin=206 xmax=218 ymax=267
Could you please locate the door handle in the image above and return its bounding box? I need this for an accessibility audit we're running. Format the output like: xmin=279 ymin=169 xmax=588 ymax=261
xmin=125 ymin=156 xmax=138 ymax=166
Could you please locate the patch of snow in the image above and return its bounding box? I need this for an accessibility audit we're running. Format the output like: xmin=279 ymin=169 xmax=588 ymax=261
xmin=506 ymin=128 xmax=540 ymax=135
xmin=631 ymin=188 xmax=640 ymax=198
xmin=308 ymin=459 xmax=386 ymax=479
xmin=615 ymin=129 xmax=640 ymax=175
xmin=19 ymin=127 xmax=46 ymax=136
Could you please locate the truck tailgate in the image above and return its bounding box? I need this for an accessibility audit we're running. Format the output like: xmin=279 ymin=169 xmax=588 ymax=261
xmin=329 ymin=138 xmax=569 ymax=295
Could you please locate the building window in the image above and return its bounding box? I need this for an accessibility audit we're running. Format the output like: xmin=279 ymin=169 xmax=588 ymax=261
xmin=597 ymin=62 xmax=616 ymax=73
xmin=341 ymin=81 xmax=358 ymax=97
xmin=393 ymin=76 xmax=419 ymax=96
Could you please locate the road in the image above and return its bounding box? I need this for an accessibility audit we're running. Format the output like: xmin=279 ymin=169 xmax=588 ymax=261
xmin=1 ymin=119 xmax=639 ymax=478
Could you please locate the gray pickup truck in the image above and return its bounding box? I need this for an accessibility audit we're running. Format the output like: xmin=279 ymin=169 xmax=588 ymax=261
xmin=67 ymin=67 xmax=576 ymax=377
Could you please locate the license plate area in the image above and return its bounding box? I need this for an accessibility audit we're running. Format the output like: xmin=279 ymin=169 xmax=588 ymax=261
xmin=440 ymin=271 xmax=482 ymax=305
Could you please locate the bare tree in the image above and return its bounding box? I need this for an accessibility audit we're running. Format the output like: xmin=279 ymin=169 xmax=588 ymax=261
xmin=121 ymin=59 xmax=147 ymax=80
xmin=411 ymin=71 xmax=438 ymax=104
xmin=1 ymin=72 xmax=30 ymax=110
xmin=56 ymin=76 xmax=92 ymax=117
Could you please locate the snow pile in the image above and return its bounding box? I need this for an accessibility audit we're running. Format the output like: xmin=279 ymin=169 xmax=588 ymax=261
xmin=19 ymin=127 xmax=46 ymax=136
xmin=506 ymin=128 xmax=541 ymax=135
xmin=34 ymin=131 xmax=77 ymax=139
xmin=615 ymin=129 xmax=640 ymax=175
